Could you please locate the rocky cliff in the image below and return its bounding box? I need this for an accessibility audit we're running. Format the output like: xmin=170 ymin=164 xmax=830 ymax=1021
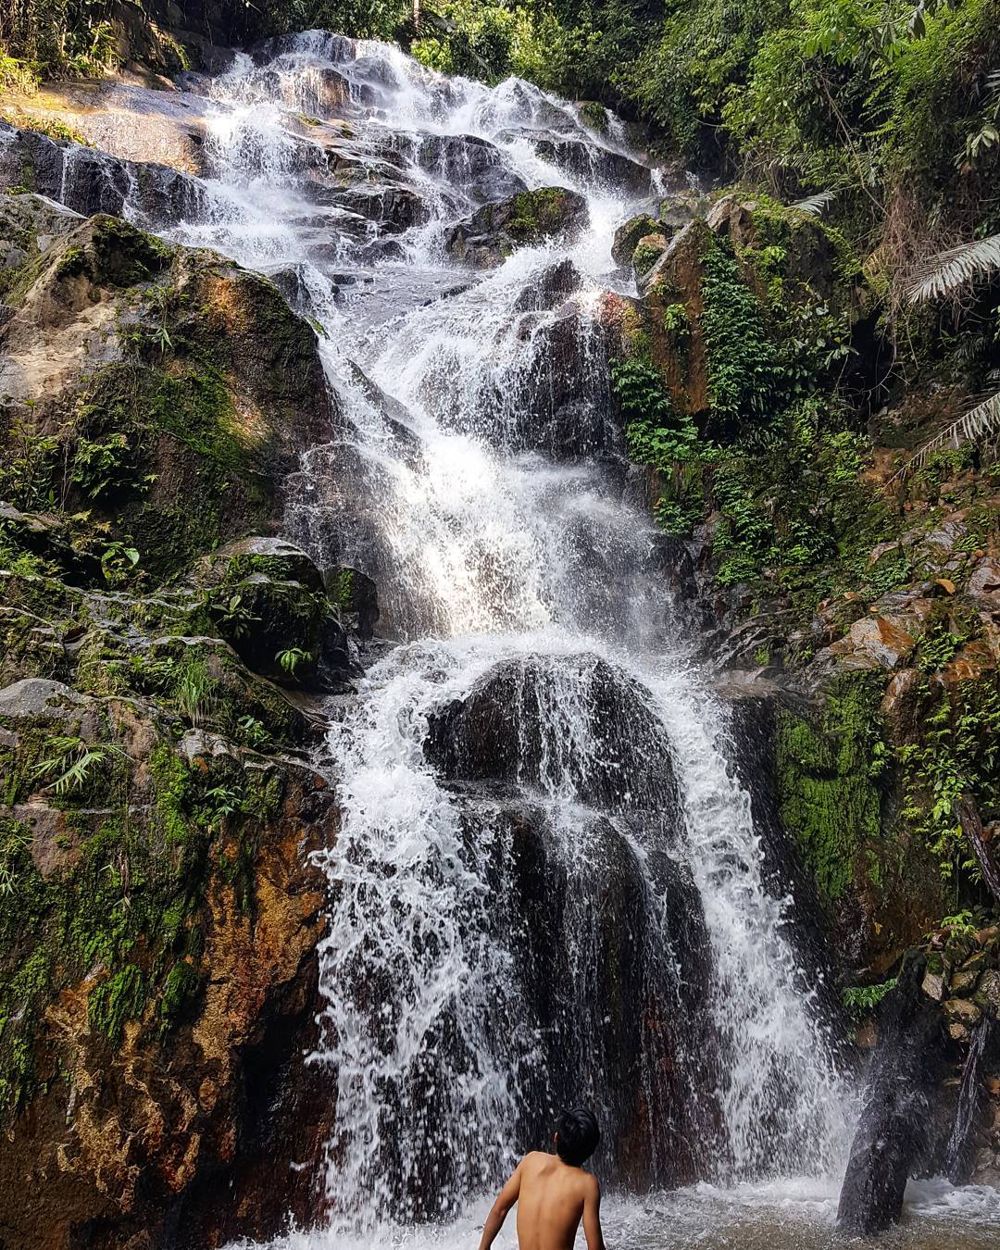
xmin=0 ymin=162 xmax=369 ymax=1245
xmin=612 ymin=189 xmax=1000 ymax=1188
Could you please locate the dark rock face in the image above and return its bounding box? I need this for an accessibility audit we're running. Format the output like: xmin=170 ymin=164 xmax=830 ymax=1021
xmin=380 ymin=132 xmax=527 ymax=205
xmin=535 ymin=136 xmax=653 ymax=196
xmin=447 ymin=186 xmax=589 ymax=268
xmin=425 ymin=653 xmax=679 ymax=813
xmin=0 ymin=122 xmax=208 ymax=224
xmin=837 ymin=957 xmax=949 ymax=1235
xmin=488 ymin=800 xmax=720 ymax=1188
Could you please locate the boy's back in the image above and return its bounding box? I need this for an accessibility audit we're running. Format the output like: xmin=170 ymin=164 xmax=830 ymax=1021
xmin=514 ymin=1151 xmax=601 ymax=1250
xmin=477 ymin=1108 xmax=605 ymax=1250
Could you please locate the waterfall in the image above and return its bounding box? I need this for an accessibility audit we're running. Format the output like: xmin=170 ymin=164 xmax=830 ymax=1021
xmin=132 ymin=32 xmax=853 ymax=1236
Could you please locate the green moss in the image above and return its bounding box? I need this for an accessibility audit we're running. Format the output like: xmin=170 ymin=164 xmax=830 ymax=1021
xmin=158 ymin=959 xmax=202 ymax=1029
xmin=507 ymin=188 xmax=579 ymax=242
xmin=88 ymin=964 xmax=147 ymax=1043
xmin=775 ymin=674 xmax=884 ymax=904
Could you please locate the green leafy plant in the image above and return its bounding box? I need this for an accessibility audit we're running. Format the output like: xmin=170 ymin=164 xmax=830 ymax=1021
xmin=843 ymin=976 xmax=899 ymax=1016
xmin=99 ymin=540 xmax=140 ymax=585
xmin=33 ymin=736 xmax=127 ymax=796
xmin=275 ymin=646 xmax=311 ymax=677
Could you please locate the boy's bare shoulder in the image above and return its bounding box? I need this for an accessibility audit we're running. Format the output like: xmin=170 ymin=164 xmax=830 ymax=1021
xmin=520 ymin=1150 xmax=549 ymax=1169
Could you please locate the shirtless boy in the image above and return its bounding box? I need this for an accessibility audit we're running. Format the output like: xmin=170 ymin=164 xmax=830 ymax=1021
xmin=477 ymin=1108 xmax=605 ymax=1250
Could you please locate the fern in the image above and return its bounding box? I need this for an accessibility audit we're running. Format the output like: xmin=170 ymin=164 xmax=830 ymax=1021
xmin=893 ymin=391 xmax=1000 ymax=480
xmin=33 ymin=736 xmax=126 ymax=795
xmin=905 ymin=234 xmax=1000 ymax=304
xmin=787 ymin=190 xmax=835 ymax=217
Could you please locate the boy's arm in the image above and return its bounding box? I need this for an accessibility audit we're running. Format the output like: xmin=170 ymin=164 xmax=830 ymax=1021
xmin=477 ymin=1159 xmax=524 ymax=1250
xmin=582 ymin=1176 xmax=605 ymax=1250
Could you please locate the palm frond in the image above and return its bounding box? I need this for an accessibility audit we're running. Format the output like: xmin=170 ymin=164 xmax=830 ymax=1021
xmin=905 ymin=234 xmax=1000 ymax=304
xmin=787 ymin=191 xmax=835 ymax=217
xmin=893 ymin=391 xmax=1000 ymax=481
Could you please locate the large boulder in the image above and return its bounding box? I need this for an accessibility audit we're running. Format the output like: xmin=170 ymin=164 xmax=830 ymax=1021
xmin=424 ymin=652 xmax=679 ymax=813
xmin=446 ymin=186 xmax=589 ymax=268
xmin=189 ymin=537 xmax=348 ymax=688
xmin=0 ymin=196 xmax=337 ymax=582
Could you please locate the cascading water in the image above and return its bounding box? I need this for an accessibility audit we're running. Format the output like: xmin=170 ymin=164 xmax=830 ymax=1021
xmin=134 ymin=30 xmax=861 ymax=1242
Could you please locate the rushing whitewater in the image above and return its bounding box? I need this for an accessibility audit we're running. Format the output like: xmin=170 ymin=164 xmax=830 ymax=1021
xmin=137 ymin=32 xmax=854 ymax=1237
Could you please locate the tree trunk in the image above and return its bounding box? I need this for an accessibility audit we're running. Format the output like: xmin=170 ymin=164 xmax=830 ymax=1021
xmin=957 ymin=796 xmax=1000 ymax=908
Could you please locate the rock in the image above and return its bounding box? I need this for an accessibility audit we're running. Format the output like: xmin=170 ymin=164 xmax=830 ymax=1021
xmin=969 ymin=557 xmax=1000 ymax=604
xmin=0 ymin=199 xmax=337 ymax=581
xmin=838 ymin=958 xmax=948 ymax=1235
xmin=611 ymin=212 xmax=660 ymax=267
xmin=633 ymin=220 xmax=712 ymax=416
xmin=945 ymin=997 xmax=983 ymax=1024
xmin=424 ymin=653 xmax=680 ymax=814
xmin=191 ymin=537 xmax=326 ymax=596
xmin=189 ymin=541 xmax=338 ymax=688
xmin=847 ymin=616 xmax=917 ymax=669
xmin=400 ymin=132 xmax=526 ymax=204
xmin=0 ymin=121 xmax=208 ymax=224
xmin=632 ymin=232 xmax=668 ymax=279
xmin=0 ymin=734 xmax=336 ymax=1249
xmin=0 ymin=677 xmax=89 ymax=719
xmin=951 ymin=969 xmax=980 ymax=994
xmin=922 ymin=969 xmax=947 ymax=1001
xmin=329 ymin=566 xmax=379 ymax=640
xmin=14 ymin=802 xmax=81 ymax=877
xmin=512 ymin=258 xmax=580 ymax=312
xmin=534 ymin=136 xmax=653 ymax=196
xmin=977 ymin=969 xmax=1000 ymax=1013
xmin=446 ymin=186 xmax=589 ymax=268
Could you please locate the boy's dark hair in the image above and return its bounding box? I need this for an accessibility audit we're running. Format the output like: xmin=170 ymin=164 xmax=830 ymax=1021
xmin=555 ymin=1107 xmax=600 ymax=1166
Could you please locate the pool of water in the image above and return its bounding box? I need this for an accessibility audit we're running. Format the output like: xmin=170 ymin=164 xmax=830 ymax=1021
xmin=229 ymin=1177 xmax=1000 ymax=1249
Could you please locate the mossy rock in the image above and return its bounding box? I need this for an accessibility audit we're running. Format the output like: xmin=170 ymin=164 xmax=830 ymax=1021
xmin=612 ymin=212 xmax=660 ymax=267
xmin=189 ymin=538 xmax=332 ymax=686
xmin=447 ymin=186 xmax=589 ymax=268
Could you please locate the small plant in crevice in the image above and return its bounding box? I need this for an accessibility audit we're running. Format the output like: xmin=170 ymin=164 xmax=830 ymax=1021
xmin=33 ymin=736 xmax=128 ymax=797
xmin=276 ymin=646 xmax=311 ymax=677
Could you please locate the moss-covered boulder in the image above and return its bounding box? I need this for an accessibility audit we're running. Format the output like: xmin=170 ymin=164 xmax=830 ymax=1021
xmin=446 ymin=186 xmax=589 ymax=268
xmin=190 ymin=537 xmax=341 ymax=687
xmin=0 ymin=194 xmax=337 ymax=584
xmin=611 ymin=212 xmax=661 ymax=267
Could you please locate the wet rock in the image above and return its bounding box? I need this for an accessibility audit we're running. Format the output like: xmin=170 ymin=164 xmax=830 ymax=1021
xmin=611 ymin=212 xmax=660 ymax=267
xmin=945 ymin=997 xmax=982 ymax=1040
xmin=385 ymin=131 xmax=527 ymax=205
xmin=424 ymin=653 xmax=680 ymax=814
xmin=329 ymin=566 xmax=379 ymax=640
xmin=511 ymin=258 xmax=580 ymax=312
xmin=534 ymin=136 xmax=653 ymax=195
xmin=0 ymin=122 xmax=208 ymax=225
xmin=446 ymin=186 xmax=589 ymax=268
xmin=333 ymin=182 xmax=427 ymax=232
xmin=838 ymin=957 xmax=948 ymax=1235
